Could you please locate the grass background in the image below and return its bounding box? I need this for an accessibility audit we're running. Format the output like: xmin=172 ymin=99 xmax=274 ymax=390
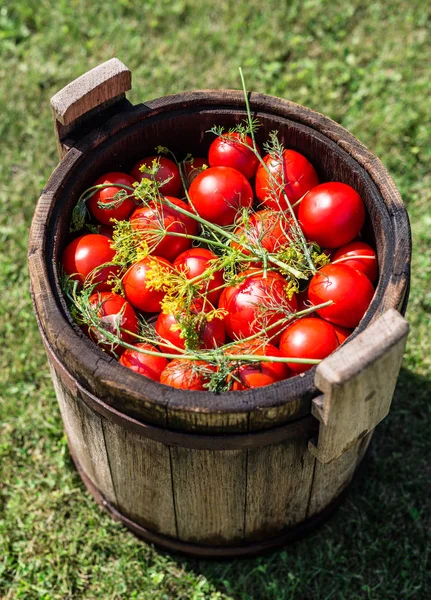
xmin=0 ymin=0 xmax=430 ymax=598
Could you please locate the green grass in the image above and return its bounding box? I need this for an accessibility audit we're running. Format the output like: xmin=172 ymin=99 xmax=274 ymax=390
xmin=1 ymin=0 xmax=430 ymax=598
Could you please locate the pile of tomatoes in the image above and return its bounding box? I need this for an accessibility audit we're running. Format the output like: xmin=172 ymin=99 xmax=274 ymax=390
xmin=62 ymin=128 xmax=377 ymax=392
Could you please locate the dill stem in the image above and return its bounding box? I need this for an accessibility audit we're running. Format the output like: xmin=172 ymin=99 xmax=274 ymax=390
xmin=162 ymin=230 xmax=233 ymax=252
xmin=165 ymin=229 xmax=238 ymax=251
xmin=238 ymin=67 xmax=257 ymax=151
xmin=222 ymin=300 xmax=333 ymax=349
xmin=81 ymin=182 xmax=136 ymax=203
xmin=159 ymin=196 xmax=309 ymax=279
xmin=84 ymin=319 xmax=321 ymax=364
xmin=205 ymin=268 xmax=271 ymax=296
xmin=224 ymin=354 xmax=321 ymax=364
xmin=236 ymin=70 xmax=317 ymax=274
xmin=332 ymin=255 xmax=376 ymax=264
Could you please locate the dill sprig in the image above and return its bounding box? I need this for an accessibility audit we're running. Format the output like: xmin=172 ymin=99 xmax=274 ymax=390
xmin=70 ymin=183 xmax=135 ymax=232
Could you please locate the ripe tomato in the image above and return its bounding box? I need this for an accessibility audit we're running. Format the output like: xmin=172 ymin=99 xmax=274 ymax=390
xmin=123 ymin=256 xmax=173 ymax=312
xmin=219 ymin=270 xmax=298 ymax=344
xmin=156 ymin=299 xmax=225 ymax=354
xmin=130 ymin=156 xmax=181 ymax=197
xmin=88 ymin=172 xmax=136 ymax=225
xmin=160 ymin=359 xmax=215 ymax=390
xmin=298 ymin=182 xmax=365 ymax=248
xmin=130 ymin=196 xmax=198 ymax=262
xmin=255 ymin=149 xmax=319 ymax=211
xmin=88 ymin=292 xmax=139 ymax=353
xmin=232 ymin=210 xmax=291 ymax=258
xmin=173 ymin=248 xmax=225 ymax=305
xmin=119 ymin=342 xmax=168 ymax=381
xmin=227 ymin=341 xmax=290 ymax=390
xmin=332 ymin=241 xmax=378 ymax=283
xmin=189 ymin=166 xmax=253 ymax=226
xmin=208 ymin=132 xmax=260 ymax=180
xmin=279 ymin=317 xmax=339 ymax=374
xmin=308 ymin=264 xmax=375 ymax=328
xmin=62 ymin=234 xmax=120 ymax=291
xmin=181 ymin=157 xmax=208 ymax=186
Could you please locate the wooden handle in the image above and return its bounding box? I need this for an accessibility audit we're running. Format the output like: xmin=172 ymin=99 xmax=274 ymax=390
xmin=308 ymin=309 xmax=409 ymax=464
xmin=50 ymin=58 xmax=131 ymax=158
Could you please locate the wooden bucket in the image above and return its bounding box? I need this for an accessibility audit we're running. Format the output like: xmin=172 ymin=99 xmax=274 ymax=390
xmin=28 ymin=59 xmax=411 ymax=558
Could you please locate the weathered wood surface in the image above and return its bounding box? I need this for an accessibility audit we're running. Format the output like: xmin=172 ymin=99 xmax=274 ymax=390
xmin=307 ymin=431 xmax=372 ymax=517
xmin=49 ymin=363 xmax=117 ymax=506
xmin=171 ymin=447 xmax=247 ymax=545
xmin=50 ymin=58 xmax=131 ymax=158
xmin=309 ymin=309 xmax=409 ymax=464
xmin=245 ymin=436 xmax=316 ymax=540
xmin=102 ymin=420 xmax=177 ymax=537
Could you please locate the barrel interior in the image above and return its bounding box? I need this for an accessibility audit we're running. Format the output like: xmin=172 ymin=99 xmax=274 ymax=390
xmin=42 ymin=100 xmax=394 ymax=427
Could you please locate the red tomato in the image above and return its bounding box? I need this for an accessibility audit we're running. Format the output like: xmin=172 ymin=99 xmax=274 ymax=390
xmin=130 ymin=196 xmax=198 ymax=262
xmin=173 ymin=248 xmax=225 ymax=305
xmin=255 ymin=150 xmax=319 ymax=211
xmin=332 ymin=241 xmax=378 ymax=283
xmin=208 ymin=132 xmax=260 ymax=180
xmin=181 ymin=157 xmax=208 ymax=186
xmin=189 ymin=166 xmax=253 ymax=226
xmin=156 ymin=300 xmax=225 ymax=355
xmin=298 ymin=182 xmax=366 ymax=248
xmin=332 ymin=323 xmax=352 ymax=345
xmin=62 ymin=234 xmax=119 ymax=291
xmin=308 ymin=264 xmax=375 ymax=328
xmin=219 ymin=270 xmax=298 ymax=344
xmin=88 ymin=292 xmax=139 ymax=353
xmin=227 ymin=341 xmax=290 ymax=390
xmin=88 ymin=172 xmax=136 ymax=225
xmin=232 ymin=210 xmax=292 ymax=258
xmin=160 ymin=359 xmax=215 ymax=390
xmin=123 ymin=256 xmax=173 ymax=312
xmin=119 ymin=343 xmax=168 ymax=381
xmin=130 ymin=156 xmax=181 ymax=197
xmin=279 ymin=317 xmax=339 ymax=374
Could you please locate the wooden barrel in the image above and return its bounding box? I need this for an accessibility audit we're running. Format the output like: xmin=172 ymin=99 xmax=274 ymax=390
xmin=28 ymin=59 xmax=411 ymax=558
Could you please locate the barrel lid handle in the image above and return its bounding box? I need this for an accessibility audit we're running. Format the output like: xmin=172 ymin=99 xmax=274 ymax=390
xmin=308 ymin=308 xmax=409 ymax=464
xmin=50 ymin=58 xmax=131 ymax=158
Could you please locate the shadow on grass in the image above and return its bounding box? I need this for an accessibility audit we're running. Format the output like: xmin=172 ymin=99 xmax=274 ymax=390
xmin=172 ymin=367 xmax=430 ymax=600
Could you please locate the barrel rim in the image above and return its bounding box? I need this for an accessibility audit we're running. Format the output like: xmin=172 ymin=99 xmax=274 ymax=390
xmin=28 ymin=89 xmax=411 ymax=431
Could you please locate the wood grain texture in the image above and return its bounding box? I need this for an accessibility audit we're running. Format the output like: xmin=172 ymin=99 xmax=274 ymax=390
xmin=245 ymin=436 xmax=315 ymax=541
xmin=50 ymin=58 xmax=131 ymax=125
xmin=102 ymin=419 xmax=177 ymax=537
xmin=307 ymin=431 xmax=373 ymax=518
xmin=48 ymin=362 xmax=117 ymax=505
xmin=170 ymin=447 xmax=247 ymax=545
xmin=309 ymin=309 xmax=409 ymax=463
xmin=71 ymin=449 xmax=349 ymax=558
xmin=50 ymin=58 xmax=131 ymax=158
